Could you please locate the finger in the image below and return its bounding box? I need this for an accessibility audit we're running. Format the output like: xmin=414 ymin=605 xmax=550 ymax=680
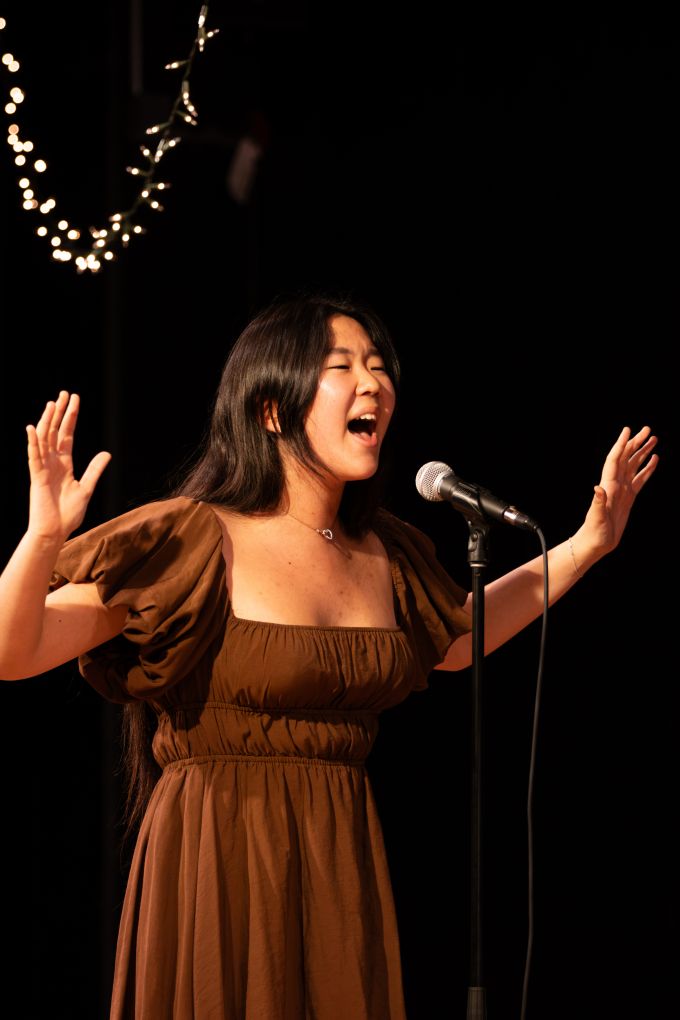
xmin=607 ymin=425 xmax=631 ymax=460
xmin=26 ymin=423 xmax=43 ymax=473
xmin=624 ymin=424 xmax=653 ymax=455
xmin=628 ymin=432 xmax=657 ymax=469
xmin=632 ymin=452 xmax=660 ymax=494
xmin=47 ymin=391 xmax=70 ymax=451
xmin=78 ymin=450 xmax=112 ymax=497
xmin=57 ymin=392 xmax=79 ymax=454
xmin=614 ymin=425 xmax=631 ymax=443
xmin=35 ymin=399 xmax=56 ymax=455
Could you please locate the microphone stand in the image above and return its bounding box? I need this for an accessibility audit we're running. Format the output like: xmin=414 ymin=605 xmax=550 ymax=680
xmin=415 ymin=460 xmax=538 ymax=1015
xmin=466 ymin=519 xmax=492 ymax=1020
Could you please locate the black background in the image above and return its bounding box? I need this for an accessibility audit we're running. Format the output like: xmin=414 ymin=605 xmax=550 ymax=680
xmin=0 ymin=3 xmax=676 ymax=1017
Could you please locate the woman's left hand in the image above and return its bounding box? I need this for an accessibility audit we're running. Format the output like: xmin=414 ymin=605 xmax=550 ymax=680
xmin=573 ymin=425 xmax=659 ymax=569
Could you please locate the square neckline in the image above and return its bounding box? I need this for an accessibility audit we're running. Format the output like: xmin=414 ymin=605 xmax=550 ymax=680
xmin=198 ymin=500 xmax=406 ymax=634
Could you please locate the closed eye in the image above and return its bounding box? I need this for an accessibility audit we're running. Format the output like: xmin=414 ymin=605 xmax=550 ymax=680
xmin=327 ymin=363 xmax=387 ymax=372
xmin=324 ymin=361 xmax=387 ymax=373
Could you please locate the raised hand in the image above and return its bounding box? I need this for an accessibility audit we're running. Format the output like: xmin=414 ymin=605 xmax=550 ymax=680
xmin=574 ymin=425 xmax=659 ymax=567
xmin=26 ymin=391 xmax=111 ymax=542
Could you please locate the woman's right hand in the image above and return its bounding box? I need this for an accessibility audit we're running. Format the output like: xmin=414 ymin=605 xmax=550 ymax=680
xmin=26 ymin=391 xmax=112 ymax=542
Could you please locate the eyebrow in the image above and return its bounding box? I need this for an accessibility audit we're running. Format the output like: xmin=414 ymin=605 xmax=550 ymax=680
xmin=326 ymin=346 xmax=383 ymax=357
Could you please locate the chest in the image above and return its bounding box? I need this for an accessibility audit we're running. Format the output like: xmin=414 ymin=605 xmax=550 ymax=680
xmin=217 ymin=521 xmax=398 ymax=628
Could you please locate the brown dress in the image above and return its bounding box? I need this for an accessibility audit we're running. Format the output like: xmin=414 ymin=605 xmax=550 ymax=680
xmin=50 ymin=497 xmax=470 ymax=1020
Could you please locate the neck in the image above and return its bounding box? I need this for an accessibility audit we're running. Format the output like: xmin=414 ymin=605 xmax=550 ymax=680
xmin=280 ymin=455 xmax=344 ymax=531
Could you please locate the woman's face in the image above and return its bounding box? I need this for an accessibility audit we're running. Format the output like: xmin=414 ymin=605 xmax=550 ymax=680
xmin=303 ymin=314 xmax=396 ymax=482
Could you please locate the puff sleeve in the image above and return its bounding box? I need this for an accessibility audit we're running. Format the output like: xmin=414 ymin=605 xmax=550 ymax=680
xmin=375 ymin=509 xmax=471 ymax=689
xmin=48 ymin=497 xmax=227 ymax=703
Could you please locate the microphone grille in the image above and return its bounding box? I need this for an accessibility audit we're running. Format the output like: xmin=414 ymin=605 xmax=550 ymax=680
xmin=415 ymin=461 xmax=452 ymax=502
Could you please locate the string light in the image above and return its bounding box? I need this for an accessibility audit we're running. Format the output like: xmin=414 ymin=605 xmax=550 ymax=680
xmin=1 ymin=5 xmax=219 ymax=273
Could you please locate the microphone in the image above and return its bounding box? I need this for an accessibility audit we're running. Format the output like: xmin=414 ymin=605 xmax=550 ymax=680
xmin=415 ymin=461 xmax=539 ymax=532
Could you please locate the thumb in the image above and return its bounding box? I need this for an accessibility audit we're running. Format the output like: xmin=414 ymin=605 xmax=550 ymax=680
xmin=80 ymin=450 xmax=112 ymax=495
xmin=593 ymin=484 xmax=607 ymax=505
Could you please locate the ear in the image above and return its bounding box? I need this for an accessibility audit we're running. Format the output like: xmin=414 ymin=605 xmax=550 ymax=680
xmin=262 ymin=399 xmax=281 ymax=434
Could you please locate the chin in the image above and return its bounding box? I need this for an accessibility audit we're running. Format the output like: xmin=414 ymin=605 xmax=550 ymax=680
xmin=342 ymin=462 xmax=380 ymax=483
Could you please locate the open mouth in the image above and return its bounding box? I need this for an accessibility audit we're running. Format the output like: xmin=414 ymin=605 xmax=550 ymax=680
xmin=347 ymin=415 xmax=377 ymax=439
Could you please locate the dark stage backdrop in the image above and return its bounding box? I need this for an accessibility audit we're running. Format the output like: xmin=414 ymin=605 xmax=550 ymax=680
xmin=0 ymin=3 xmax=676 ymax=1017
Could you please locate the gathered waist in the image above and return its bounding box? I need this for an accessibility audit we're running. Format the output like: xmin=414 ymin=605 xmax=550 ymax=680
xmin=152 ymin=700 xmax=380 ymax=768
xmin=162 ymin=752 xmax=366 ymax=771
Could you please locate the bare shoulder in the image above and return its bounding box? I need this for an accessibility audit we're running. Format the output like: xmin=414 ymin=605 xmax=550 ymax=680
xmin=200 ymin=502 xmax=238 ymax=531
xmin=365 ymin=525 xmax=389 ymax=550
xmin=198 ymin=503 xmax=243 ymax=559
xmin=198 ymin=504 xmax=272 ymax=576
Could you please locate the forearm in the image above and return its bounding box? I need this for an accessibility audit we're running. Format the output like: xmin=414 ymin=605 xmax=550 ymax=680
xmin=479 ymin=531 xmax=594 ymax=655
xmin=437 ymin=529 xmax=598 ymax=670
xmin=0 ymin=530 xmax=64 ymax=678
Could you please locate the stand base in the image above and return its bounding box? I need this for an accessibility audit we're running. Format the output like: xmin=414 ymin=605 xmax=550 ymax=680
xmin=467 ymin=985 xmax=487 ymax=1020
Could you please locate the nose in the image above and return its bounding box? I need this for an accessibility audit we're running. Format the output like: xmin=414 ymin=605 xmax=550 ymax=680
xmin=355 ymin=363 xmax=380 ymax=394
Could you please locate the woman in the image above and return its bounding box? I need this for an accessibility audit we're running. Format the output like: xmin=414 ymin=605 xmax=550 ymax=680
xmin=0 ymin=295 xmax=658 ymax=1019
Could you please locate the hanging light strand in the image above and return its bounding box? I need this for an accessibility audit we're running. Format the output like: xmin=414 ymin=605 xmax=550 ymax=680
xmin=0 ymin=5 xmax=219 ymax=273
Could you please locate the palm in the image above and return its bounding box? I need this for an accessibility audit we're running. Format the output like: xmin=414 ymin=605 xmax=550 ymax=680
xmin=27 ymin=391 xmax=111 ymax=541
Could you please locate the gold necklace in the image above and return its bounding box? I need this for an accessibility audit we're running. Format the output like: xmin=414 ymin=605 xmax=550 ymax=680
xmin=285 ymin=512 xmax=351 ymax=557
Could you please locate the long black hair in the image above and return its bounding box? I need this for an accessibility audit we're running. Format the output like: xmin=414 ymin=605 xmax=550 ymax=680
xmin=120 ymin=292 xmax=401 ymax=839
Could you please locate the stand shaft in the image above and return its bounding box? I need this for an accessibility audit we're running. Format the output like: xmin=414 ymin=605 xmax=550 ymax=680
xmin=466 ymin=526 xmax=490 ymax=1020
